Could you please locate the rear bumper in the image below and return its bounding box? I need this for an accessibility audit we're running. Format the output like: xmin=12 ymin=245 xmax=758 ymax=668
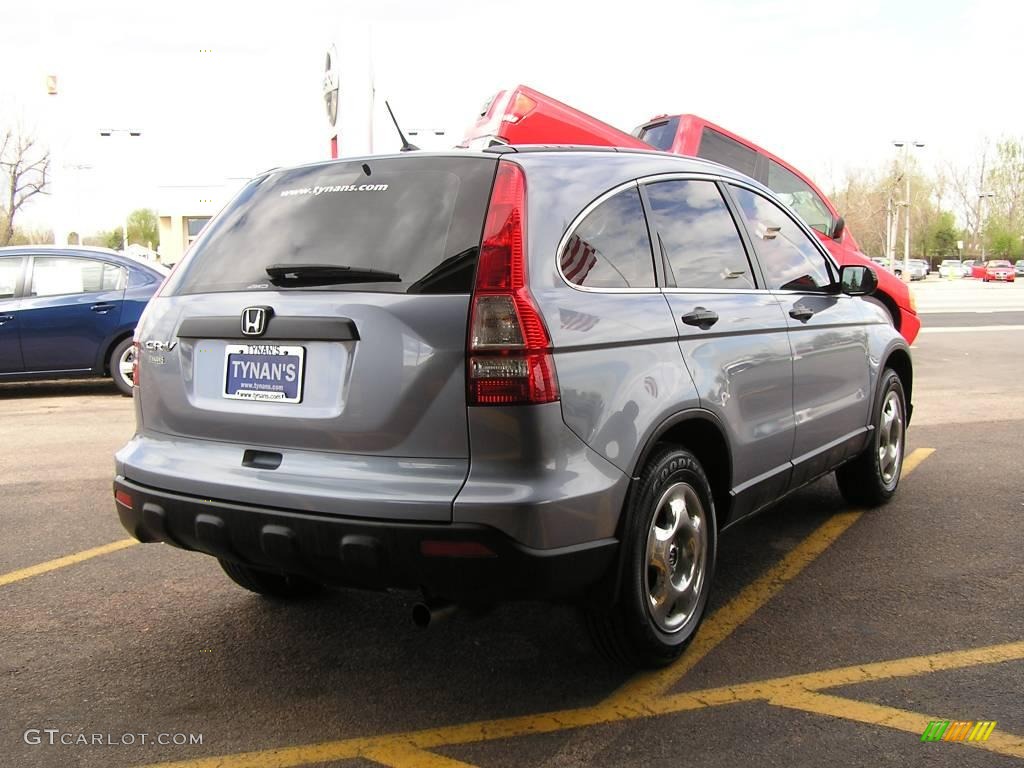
xmin=113 ymin=476 xmax=618 ymax=601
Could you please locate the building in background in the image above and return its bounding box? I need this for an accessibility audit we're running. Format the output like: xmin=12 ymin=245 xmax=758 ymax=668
xmin=156 ymin=180 xmax=245 ymax=265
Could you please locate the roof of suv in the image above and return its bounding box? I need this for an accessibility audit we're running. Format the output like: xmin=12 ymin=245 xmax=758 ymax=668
xmin=271 ymin=146 xmax=765 ymax=192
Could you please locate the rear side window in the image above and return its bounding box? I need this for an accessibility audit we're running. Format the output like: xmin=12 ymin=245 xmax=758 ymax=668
xmin=0 ymin=258 xmax=21 ymax=299
xmin=645 ymin=180 xmax=755 ymax=289
xmin=697 ymin=127 xmax=758 ymax=178
xmin=637 ymin=118 xmax=679 ymax=152
xmin=169 ymin=156 xmax=497 ymax=295
xmin=730 ymin=186 xmax=833 ymax=291
xmin=30 ymin=257 xmax=127 ymax=297
xmin=560 ymin=187 xmax=655 ymax=289
xmin=766 ymin=160 xmax=834 ymax=236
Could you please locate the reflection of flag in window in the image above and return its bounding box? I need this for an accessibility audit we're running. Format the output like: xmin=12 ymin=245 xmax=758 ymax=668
xmin=559 ymin=307 xmax=600 ymax=332
xmin=561 ymin=234 xmax=597 ymax=284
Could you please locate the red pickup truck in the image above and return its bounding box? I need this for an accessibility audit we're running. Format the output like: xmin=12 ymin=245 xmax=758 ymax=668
xmin=460 ymin=85 xmax=920 ymax=345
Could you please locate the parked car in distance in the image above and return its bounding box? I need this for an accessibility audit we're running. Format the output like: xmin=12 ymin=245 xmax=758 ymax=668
xmin=983 ymin=260 xmax=1016 ymax=282
xmin=971 ymin=261 xmax=990 ymax=279
xmin=459 ymin=85 xmax=920 ymax=345
xmin=938 ymin=259 xmax=963 ymax=278
xmin=114 ymin=148 xmax=913 ymax=668
xmin=0 ymin=246 xmax=168 ymax=395
xmin=908 ymin=260 xmax=928 ymax=281
xmin=962 ymin=259 xmax=977 ymax=277
xmin=870 ymin=257 xmax=923 ymax=281
xmin=1015 ymin=259 xmax=1024 ymax=277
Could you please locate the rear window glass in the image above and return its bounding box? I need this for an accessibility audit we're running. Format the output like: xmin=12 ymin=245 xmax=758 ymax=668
xmin=697 ymin=127 xmax=758 ymax=178
xmin=169 ymin=156 xmax=496 ymax=295
xmin=560 ymin=186 xmax=655 ymax=289
xmin=637 ymin=118 xmax=679 ymax=152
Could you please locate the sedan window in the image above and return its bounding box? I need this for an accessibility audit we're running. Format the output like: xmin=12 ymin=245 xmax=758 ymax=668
xmin=30 ymin=257 xmax=127 ymax=297
xmin=0 ymin=258 xmax=22 ymax=299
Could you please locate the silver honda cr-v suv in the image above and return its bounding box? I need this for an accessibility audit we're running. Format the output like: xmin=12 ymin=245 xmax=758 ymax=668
xmin=114 ymin=146 xmax=912 ymax=668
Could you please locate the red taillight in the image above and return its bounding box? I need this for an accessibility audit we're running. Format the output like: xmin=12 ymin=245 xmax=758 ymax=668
xmin=114 ymin=489 xmax=133 ymax=509
xmin=131 ymin=340 xmax=140 ymax=387
xmin=468 ymin=162 xmax=559 ymax=406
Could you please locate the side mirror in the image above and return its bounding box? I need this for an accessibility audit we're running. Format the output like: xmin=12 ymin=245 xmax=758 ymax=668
xmin=832 ymin=216 xmax=845 ymax=241
xmin=839 ymin=264 xmax=877 ymax=296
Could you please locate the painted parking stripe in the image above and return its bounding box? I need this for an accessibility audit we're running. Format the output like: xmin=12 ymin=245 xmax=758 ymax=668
xmin=363 ymin=743 xmax=480 ymax=767
xmin=0 ymin=538 xmax=139 ymax=588
xmin=767 ymin=690 xmax=1024 ymax=759
xmin=135 ymin=639 xmax=1024 ymax=768
xmin=918 ymin=325 xmax=1024 ymax=333
xmin=134 ymin=449 xmax=939 ymax=768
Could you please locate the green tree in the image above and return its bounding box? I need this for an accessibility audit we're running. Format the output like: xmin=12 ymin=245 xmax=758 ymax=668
xmin=986 ymin=222 xmax=1023 ymax=259
xmin=923 ymin=211 xmax=958 ymax=258
xmin=126 ymin=208 xmax=159 ymax=248
xmin=105 ymin=229 xmax=124 ymax=250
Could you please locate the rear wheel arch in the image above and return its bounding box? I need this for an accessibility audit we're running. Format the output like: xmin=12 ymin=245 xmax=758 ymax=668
xmin=628 ymin=411 xmax=733 ymax=531
xmin=593 ymin=411 xmax=733 ymax=611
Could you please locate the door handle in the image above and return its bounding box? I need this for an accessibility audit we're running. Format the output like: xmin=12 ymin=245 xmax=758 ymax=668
xmin=90 ymin=303 xmax=115 ymax=313
xmin=681 ymin=307 xmax=719 ymax=330
xmin=0 ymin=314 xmax=12 ymax=326
xmin=789 ymin=306 xmax=815 ymax=322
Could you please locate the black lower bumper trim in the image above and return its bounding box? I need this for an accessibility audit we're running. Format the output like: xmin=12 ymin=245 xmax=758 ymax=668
xmin=114 ymin=477 xmax=618 ymax=601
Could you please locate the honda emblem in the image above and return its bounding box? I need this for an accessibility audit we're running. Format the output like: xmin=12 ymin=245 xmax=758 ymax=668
xmin=241 ymin=306 xmax=271 ymax=337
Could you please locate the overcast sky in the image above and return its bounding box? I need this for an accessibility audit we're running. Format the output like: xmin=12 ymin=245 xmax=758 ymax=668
xmin=3 ymin=0 xmax=1021 ymax=234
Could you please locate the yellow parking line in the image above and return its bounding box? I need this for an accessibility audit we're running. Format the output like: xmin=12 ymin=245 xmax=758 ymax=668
xmin=767 ymin=689 xmax=1024 ymax=759
xmin=136 ymin=638 xmax=1024 ymax=768
xmin=609 ymin=446 xmax=935 ymax=705
xmin=901 ymin=447 xmax=936 ymax=476
xmin=653 ymin=640 xmax=1024 ymax=707
xmin=363 ymin=743 xmax=481 ymax=767
xmin=0 ymin=538 xmax=139 ymax=588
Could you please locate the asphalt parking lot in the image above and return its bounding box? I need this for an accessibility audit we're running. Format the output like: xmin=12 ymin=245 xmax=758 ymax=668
xmin=2 ymin=279 xmax=1022 ymax=767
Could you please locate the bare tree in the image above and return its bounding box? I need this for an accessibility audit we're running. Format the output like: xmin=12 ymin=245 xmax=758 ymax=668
xmin=0 ymin=126 xmax=51 ymax=246
xmin=946 ymin=140 xmax=989 ymax=251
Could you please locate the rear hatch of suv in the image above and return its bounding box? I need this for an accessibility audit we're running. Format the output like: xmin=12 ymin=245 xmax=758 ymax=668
xmin=125 ymin=154 xmax=497 ymax=521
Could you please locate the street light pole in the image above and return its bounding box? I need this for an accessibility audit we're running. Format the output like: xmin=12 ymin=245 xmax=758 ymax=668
xmin=98 ymin=128 xmax=143 ymax=252
xmin=893 ymin=140 xmax=925 ymax=281
xmin=978 ymin=192 xmax=995 ymax=261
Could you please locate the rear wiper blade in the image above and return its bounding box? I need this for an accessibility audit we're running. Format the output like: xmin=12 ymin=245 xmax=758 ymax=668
xmin=265 ymin=263 xmax=401 ymax=286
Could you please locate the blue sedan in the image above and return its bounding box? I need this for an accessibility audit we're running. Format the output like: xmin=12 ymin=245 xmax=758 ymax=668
xmin=0 ymin=246 xmax=168 ymax=395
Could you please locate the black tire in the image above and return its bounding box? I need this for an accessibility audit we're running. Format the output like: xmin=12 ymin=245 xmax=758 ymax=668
xmin=835 ymin=368 xmax=907 ymax=507
xmin=218 ymin=559 xmax=323 ymax=599
xmin=109 ymin=337 xmax=135 ymax=397
xmin=586 ymin=446 xmax=717 ymax=668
